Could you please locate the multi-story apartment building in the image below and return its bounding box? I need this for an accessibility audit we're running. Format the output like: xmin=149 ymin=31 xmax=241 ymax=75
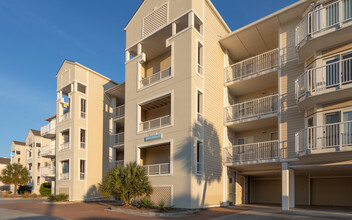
xmin=10 ymin=141 xmax=27 ymax=166
xmin=54 ymin=60 xmax=116 ymax=201
xmin=25 ymin=129 xmax=52 ymax=194
xmin=120 ymin=0 xmax=352 ymax=210
xmin=0 ymin=158 xmax=11 ymax=191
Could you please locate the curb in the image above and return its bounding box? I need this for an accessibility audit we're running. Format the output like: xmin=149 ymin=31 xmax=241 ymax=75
xmin=106 ymin=207 xmax=197 ymax=217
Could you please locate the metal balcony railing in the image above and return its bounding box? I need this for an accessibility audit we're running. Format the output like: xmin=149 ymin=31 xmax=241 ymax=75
xmin=59 ymin=172 xmax=69 ymax=180
xmin=110 ymin=132 xmax=124 ymax=147
xmin=113 ymin=105 xmax=125 ymax=120
xmin=295 ymin=56 xmax=352 ymax=101
xmin=110 ymin=160 xmax=124 ymax=168
xmin=40 ymin=143 xmax=55 ymax=157
xmin=140 ymin=67 xmax=171 ymax=88
xmin=295 ymin=121 xmax=352 ymax=154
xmin=143 ymin=163 xmax=170 ymax=176
xmin=225 ymin=94 xmax=279 ymax=123
xmin=40 ymin=166 xmax=55 ymax=177
xmin=59 ymin=142 xmax=70 ymax=151
xmin=296 ymin=0 xmax=352 ymax=47
xmin=139 ymin=115 xmax=171 ymax=132
xmin=225 ymin=49 xmax=278 ymax=84
xmin=60 ymin=112 xmax=70 ymax=122
xmin=40 ymin=120 xmax=56 ymax=136
xmin=224 ymin=140 xmax=280 ymax=163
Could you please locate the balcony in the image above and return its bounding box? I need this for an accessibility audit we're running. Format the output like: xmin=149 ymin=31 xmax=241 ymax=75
xmin=225 ymin=95 xmax=278 ymax=132
xmin=295 ymin=121 xmax=352 ymax=156
xmin=144 ymin=163 xmax=170 ymax=176
xmin=40 ymin=120 xmax=56 ymax=138
xmin=139 ymin=115 xmax=171 ymax=132
xmin=140 ymin=67 xmax=171 ymax=89
xmin=40 ymin=142 xmax=55 ymax=158
xmin=110 ymin=160 xmax=124 ymax=168
xmin=225 ymin=49 xmax=278 ymax=96
xmin=110 ymin=132 xmax=124 ymax=148
xmin=59 ymin=172 xmax=69 ymax=180
xmin=59 ymin=142 xmax=69 ymax=151
xmin=296 ymin=0 xmax=352 ymax=59
xmin=41 ymin=166 xmax=55 ymax=178
xmin=60 ymin=112 xmax=70 ymax=122
xmin=224 ymin=140 xmax=280 ymax=165
xmin=113 ymin=105 xmax=125 ymax=120
xmin=295 ymin=56 xmax=352 ymax=108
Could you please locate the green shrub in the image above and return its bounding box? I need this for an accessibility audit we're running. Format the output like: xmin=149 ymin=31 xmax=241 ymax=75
xmin=39 ymin=182 xmax=51 ymax=196
xmin=138 ymin=197 xmax=154 ymax=209
xmin=18 ymin=185 xmax=31 ymax=195
xmin=157 ymin=200 xmax=173 ymax=212
xmin=48 ymin=194 xmax=68 ymax=202
xmin=8 ymin=191 xmax=12 ymax=194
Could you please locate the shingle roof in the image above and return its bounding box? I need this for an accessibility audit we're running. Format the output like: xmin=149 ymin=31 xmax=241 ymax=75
xmin=0 ymin=158 xmax=11 ymax=165
xmin=30 ymin=129 xmax=41 ymax=136
xmin=13 ymin=141 xmax=26 ymax=146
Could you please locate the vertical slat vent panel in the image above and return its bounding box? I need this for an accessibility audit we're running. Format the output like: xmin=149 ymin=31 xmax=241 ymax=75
xmin=143 ymin=3 xmax=168 ymax=37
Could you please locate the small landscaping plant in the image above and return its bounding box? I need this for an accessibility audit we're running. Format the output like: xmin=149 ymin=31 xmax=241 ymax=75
xmin=8 ymin=191 xmax=12 ymax=194
xmin=18 ymin=185 xmax=32 ymax=195
xmin=157 ymin=200 xmax=174 ymax=212
xmin=138 ymin=197 xmax=154 ymax=209
xmin=98 ymin=162 xmax=152 ymax=206
xmin=23 ymin=192 xmax=31 ymax=198
xmin=30 ymin=193 xmax=38 ymax=198
xmin=39 ymin=182 xmax=51 ymax=196
xmin=48 ymin=194 xmax=68 ymax=202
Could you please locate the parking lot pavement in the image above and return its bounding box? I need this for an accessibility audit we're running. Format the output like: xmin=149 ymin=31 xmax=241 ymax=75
xmin=0 ymin=207 xmax=63 ymax=220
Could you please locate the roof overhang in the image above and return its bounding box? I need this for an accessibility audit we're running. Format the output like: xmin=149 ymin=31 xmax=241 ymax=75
xmin=219 ymin=0 xmax=313 ymax=62
xmin=45 ymin=114 xmax=56 ymax=122
xmin=105 ymin=82 xmax=125 ymax=101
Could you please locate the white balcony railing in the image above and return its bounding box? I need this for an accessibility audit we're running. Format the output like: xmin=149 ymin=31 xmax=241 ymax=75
xmin=110 ymin=132 xmax=124 ymax=147
xmin=296 ymin=0 xmax=352 ymax=47
xmin=59 ymin=142 xmax=70 ymax=151
xmin=225 ymin=49 xmax=278 ymax=83
xmin=139 ymin=115 xmax=171 ymax=132
xmin=295 ymin=56 xmax=352 ymax=101
xmin=110 ymin=160 xmax=124 ymax=168
xmin=295 ymin=121 xmax=352 ymax=154
xmin=59 ymin=172 xmax=69 ymax=180
xmin=41 ymin=166 xmax=55 ymax=177
xmin=140 ymin=67 xmax=171 ymax=88
xmin=144 ymin=163 xmax=170 ymax=176
xmin=40 ymin=143 xmax=56 ymax=157
xmin=80 ymin=142 xmax=86 ymax=149
xmin=224 ymin=140 xmax=280 ymax=163
xmin=113 ymin=105 xmax=125 ymax=120
xmin=225 ymin=94 xmax=279 ymax=123
xmin=60 ymin=112 xmax=70 ymax=122
xmin=40 ymin=120 xmax=56 ymax=136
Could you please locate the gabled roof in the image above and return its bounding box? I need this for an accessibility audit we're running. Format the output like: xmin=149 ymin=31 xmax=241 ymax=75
xmin=0 ymin=158 xmax=11 ymax=165
xmin=13 ymin=141 xmax=26 ymax=146
xmin=30 ymin=129 xmax=41 ymax=136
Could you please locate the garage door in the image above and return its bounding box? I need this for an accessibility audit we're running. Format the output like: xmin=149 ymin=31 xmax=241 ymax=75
xmin=249 ymin=178 xmax=281 ymax=204
xmin=311 ymin=177 xmax=352 ymax=206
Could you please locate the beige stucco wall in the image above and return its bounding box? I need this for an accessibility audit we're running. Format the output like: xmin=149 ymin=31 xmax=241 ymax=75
xmin=10 ymin=143 xmax=27 ymax=166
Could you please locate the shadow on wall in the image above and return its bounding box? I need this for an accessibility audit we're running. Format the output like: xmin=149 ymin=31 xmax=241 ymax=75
xmin=173 ymin=118 xmax=223 ymax=208
xmin=85 ymin=185 xmax=100 ymax=200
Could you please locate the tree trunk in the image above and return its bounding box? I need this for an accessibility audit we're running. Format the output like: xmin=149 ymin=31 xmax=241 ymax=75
xmin=14 ymin=184 xmax=17 ymax=197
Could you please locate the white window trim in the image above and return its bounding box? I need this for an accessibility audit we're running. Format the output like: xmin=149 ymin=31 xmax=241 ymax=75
xmin=196 ymin=38 xmax=204 ymax=78
xmin=59 ymin=158 xmax=71 ymax=181
xmin=79 ymin=97 xmax=87 ymax=120
xmin=195 ymin=87 xmax=204 ymax=126
xmin=195 ymin=138 xmax=204 ymax=176
xmin=59 ymin=127 xmax=71 ymax=152
xmin=79 ymin=127 xmax=86 ymax=150
xmin=78 ymin=158 xmax=86 ymax=181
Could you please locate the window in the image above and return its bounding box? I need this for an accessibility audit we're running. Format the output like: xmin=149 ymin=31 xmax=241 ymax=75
xmin=28 ymin=163 xmax=32 ymax=171
xmin=18 ymin=158 xmax=20 ymax=163
xmin=80 ymin=160 xmax=85 ymax=180
xmin=37 ymin=163 xmax=40 ymax=172
xmin=38 ymin=150 xmax=40 ymax=157
xmin=28 ymin=151 xmax=32 ymax=158
xmin=77 ymin=83 xmax=86 ymax=94
xmin=16 ymin=151 xmax=21 ymax=155
xmin=81 ymin=99 xmax=86 ymax=119
xmin=197 ymin=91 xmax=203 ymax=123
xmin=36 ymin=143 xmax=41 ymax=147
xmin=37 ymin=176 xmax=40 ymax=186
xmin=197 ymin=42 xmax=203 ymax=75
xmin=60 ymin=160 xmax=69 ymax=180
xmin=196 ymin=141 xmax=203 ymax=175
xmin=80 ymin=129 xmax=86 ymax=149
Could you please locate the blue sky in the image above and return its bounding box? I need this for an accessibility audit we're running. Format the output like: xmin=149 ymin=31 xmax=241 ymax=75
xmin=0 ymin=0 xmax=297 ymax=158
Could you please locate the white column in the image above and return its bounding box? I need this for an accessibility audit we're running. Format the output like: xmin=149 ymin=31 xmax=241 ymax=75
xmin=125 ymin=50 xmax=130 ymax=62
xmin=282 ymin=162 xmax=295 ymax=210
xmin=188 ymin=11 xmax=194 ymax=27
xmin=137 ymin=43 xmax=142 ymax=55
xmin=172 ymin=22 xmax=177 ymax=35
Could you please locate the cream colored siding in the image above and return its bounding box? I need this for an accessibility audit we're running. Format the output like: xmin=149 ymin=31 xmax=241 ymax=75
xmin=249 ymin=178 xmax=281 ymax=204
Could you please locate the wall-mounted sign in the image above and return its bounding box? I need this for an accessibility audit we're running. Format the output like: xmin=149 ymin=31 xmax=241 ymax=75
xmin=144 ymin=133 xmax=162 ymax=142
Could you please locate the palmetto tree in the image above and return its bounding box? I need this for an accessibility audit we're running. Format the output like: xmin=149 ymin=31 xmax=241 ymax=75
xmin=99 ymin=161 xmax=152 ymax=205
xmin=0 ymin=163 xmax=29 ymax=197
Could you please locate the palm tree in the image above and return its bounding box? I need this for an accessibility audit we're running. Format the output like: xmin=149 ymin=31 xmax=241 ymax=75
xmin=0 ymin=163 xmax=29 ymax=197
xmin=99 ymin=161 xmax=152 ymax=205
